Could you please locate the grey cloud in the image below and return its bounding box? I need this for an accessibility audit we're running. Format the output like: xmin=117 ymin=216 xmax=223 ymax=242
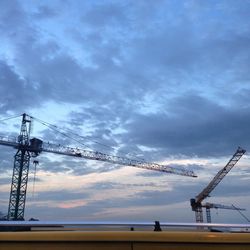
xmin=131 ymin=26 xmax=198 ymax=71
xmin=61 ymin=91 xmax=249 ymax=161
xmin=0 ymin=0 xmax=25 ymax=34
xmin=121 ymin=94 xmax=250 ymax=158
xmin=35 ymin=152 xmax=124 ymax=176
xmin=32 ymin=5 xmax=58 ymax=19
xmin=137 ymin=164 xmax=205 ymax=178
xmin=34 ymin=157 xmax=74 ymax=174
xmin=0 ymin=177 xmax=12 ymax=185
xmin=82 ymin=2 xmax=129 ymax=28
xmin=65 ymin=182 xmax=196 ymax=214
xmin=0 ymin=61 xmax=41 ymax=114
xmin=0 ymin=146 xmax=17 ymax=173
xmin=88 ymin=181 xmax=120 ymax=190
xmin=210 ymin=174 xmax=250 ymax=198
xmin=87 ymin=181 xmax=159 ymax=191
xmin=15 ymin=43 xmax=135 ymax=107
xmin=33 ymin=190 xmax=89 ymax=202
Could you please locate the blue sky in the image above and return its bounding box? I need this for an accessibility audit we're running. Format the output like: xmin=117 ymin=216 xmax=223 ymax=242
xmin=0 ymin=0 xmax=250 ymax=223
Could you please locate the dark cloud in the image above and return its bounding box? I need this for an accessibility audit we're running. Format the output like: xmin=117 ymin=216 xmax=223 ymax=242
xmin=210 ymin=174 xmax=250 ymax=198
xmin=0 ymin=177 xmax=12 ymax=185
xmin=33 ymin=5 xmax=58 ymax=19
xmin=0 ymin=61 xmax=42 ymax=114
xmin=0 ymin=146 xmax=17 ymax=173
xmin=81 ymin=2 xmax=129 ymax=28
xmin=35 ymin=151 xmax=125 ymax=176
xmin=121 ymin=94 xmax=250 ymax=158
xmin=136 ymin=164 xmax=205 ymax=177
xmin=0 ymin=0 xmax=25 ymax=34
xmin=88 ymin=181 xmax=159 ymax=191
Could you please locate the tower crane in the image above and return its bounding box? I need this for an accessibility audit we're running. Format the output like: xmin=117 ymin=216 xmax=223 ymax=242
xmin=0 ymin=113 xmax=196 ymax=221
xmin=190 ymin=147 xmax=246 ymax=223
xmin=202 ymin=202 xmax=245 ymax=223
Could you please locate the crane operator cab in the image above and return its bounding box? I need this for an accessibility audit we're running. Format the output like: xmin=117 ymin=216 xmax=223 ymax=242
xmin=29 ymin=138 xmax=43 ymax=156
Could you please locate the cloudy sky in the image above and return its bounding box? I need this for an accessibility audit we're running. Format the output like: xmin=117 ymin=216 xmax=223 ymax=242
xmin=0 ymin=0 xmax=250 ymax=224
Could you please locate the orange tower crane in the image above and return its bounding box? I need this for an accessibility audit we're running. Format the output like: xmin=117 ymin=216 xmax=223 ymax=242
xmin=190 ymin=147 xmax=246 ymax=223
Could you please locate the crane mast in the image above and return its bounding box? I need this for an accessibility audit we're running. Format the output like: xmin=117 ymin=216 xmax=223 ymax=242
xmin=0 ymin=114 xmax=196 ymax=220
xmin=8 ymin=114 xmax=31 ymax=220
xmin=190 ymin=147 xmax=246 ymax=223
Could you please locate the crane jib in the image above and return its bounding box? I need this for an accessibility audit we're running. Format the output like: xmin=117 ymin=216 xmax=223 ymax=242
xmin=191 ymin=146 xmax=246 ymax=223
xmin=0 ymin=136 xmax=196 ymax=177
xmin=41 ymin=143 xmax=196 ymax=177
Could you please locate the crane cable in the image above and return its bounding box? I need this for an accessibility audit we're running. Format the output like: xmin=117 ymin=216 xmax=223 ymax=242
xmin=0 ymin=114 xmax=22 ymax=122
xmin=31 ymin=116 xmax=95 ymax=151
xmin=32 ymin=116 xmax=117 ymax=149
xmin=32 ymin=161 xmax=39 ymax=198
xmin=31 ymin=115 xmax=145 ymax=161
xmin=232 ymin=204 xmax=250 ymax=222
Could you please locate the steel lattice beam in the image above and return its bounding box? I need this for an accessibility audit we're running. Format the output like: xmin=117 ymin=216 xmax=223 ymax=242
xmin=8 ymin=150 xmax=30 ymax=220
xmin=7 ymin=114 xmax=31 ymax=221
xmin=191 ymin=147 xmax=246 ymax=223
